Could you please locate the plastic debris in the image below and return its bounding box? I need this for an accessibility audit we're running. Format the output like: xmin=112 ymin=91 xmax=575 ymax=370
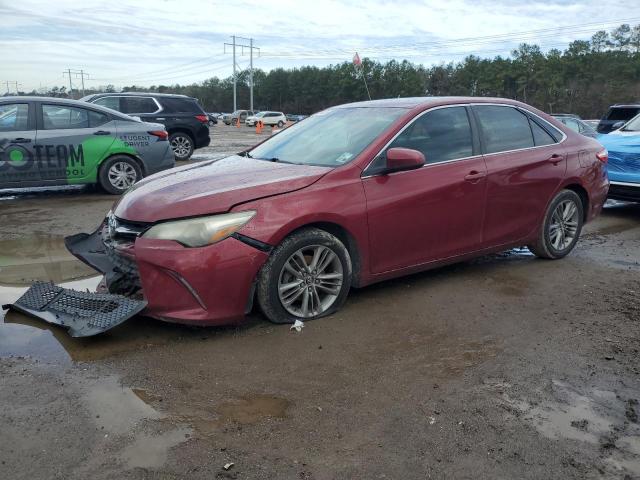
xmin=290 ymin=320 xmax=304 ymax=332
xmin=223 ymin=462 xmax=234 ymax=471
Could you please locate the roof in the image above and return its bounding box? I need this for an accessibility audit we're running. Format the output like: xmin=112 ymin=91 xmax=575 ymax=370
xmin=334 ymin=96 xmax=529 ymax=110
xmin=87 ymin=92 xmax=192 ymax=99
xmin=0 ymin=95 xmax=137 ymax=120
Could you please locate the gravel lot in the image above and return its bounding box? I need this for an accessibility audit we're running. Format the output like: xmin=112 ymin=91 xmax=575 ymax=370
xmin=0 ymin=124 xmax=639 ymax=479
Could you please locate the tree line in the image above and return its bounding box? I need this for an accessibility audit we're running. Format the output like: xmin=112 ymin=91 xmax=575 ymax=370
xmin=23 ymin=23 xmax=640 ymax=119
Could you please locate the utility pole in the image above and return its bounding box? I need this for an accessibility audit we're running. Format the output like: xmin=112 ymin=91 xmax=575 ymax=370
xmin=232 ymin=36 xmax=236 ymax=111
xmin=2 ymin=81 xmax=20 ymax=94
xmin=249 ymin=38 xmax=254 ymax=111
xmin=63 ymin=69 xmax=90 ymax=98
xmin=224 ymin=36 xmax=259 ymax=112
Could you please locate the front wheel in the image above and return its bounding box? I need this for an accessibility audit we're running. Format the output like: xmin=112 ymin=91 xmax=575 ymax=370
xmin=257 ymin=228 xmax=352 ymax=324
xmin=98 ymin=156 xmax=142 ymax=195
xmin=169 ymin=132 xmax=194 ymax=160
xmin=528 ymin=189 xmax=584 ymax=259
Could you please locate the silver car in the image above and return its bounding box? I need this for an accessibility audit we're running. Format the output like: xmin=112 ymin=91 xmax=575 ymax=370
xmin=0 ymin=97 xmax=175 ymax=194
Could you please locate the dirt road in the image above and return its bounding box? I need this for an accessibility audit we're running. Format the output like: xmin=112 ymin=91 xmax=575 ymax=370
xmin=1 ymin=125 xmax=639 ymax=479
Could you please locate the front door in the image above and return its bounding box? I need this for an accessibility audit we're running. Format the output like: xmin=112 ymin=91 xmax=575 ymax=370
xmin=362 ymin=106 xmax=488 ymax=274
xmin=0 ymin=102 xmax=38 ymax=188
xmin=36 ymin=103 xmax=116 ymax=183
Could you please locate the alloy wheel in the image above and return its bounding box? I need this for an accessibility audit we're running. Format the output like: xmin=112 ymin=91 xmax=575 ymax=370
xmin=170 ymin=135 xmax=192 ymax=158
xmin=277 ymin=245 xmax=344 ymax=318
xmin=107 ymin=162 xmax=137 ymax=190
xmin=549 ymin=199 xmax=579 ymax=250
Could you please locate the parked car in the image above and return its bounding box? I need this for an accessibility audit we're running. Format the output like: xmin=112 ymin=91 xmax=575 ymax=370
xmin=286 ymin=114 xmax=307 ymax=122
xmin=597 ymin=104 xmax=640 ymax=134
xmin=81 ymin=92 xmax=210 ymax=161
xmin=246 ymin=111 xmax=287 ymax=127
xmin=0 ymin=97 xmax=174 ymax=194
xmin=52 ymin=96 xmax=608 ymax=335
xmin=597 ymin=113 xmax=640 ymax=201
xmin=552 ymin=114 xmax=598 ymax=138
xmin=223 ymin=110 xmax=256 ymax=125
xmin=207 ymin=113 xmax=218 ymax=125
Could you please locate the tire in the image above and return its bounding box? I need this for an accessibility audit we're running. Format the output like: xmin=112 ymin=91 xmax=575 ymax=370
xmin=277 ymin=120 xmax=285 ymax=128
xmin=169 ymin=132 xmax=194 ymax=161
xmin=528 ymin=189 xmax=584 ymax=259
xmin=98 ymin=155 xmax=142 ymax=195
xmin=257 ymin=228 xmax=353 ymax=324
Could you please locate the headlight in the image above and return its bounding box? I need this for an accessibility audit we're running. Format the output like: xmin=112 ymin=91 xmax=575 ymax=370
xmin=142 ymin=211 xmax=256 ymax=247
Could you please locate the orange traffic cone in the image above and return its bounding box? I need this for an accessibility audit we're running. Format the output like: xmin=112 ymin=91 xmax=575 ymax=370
xmin=236 ymin=118 xmax=240 ymax=128
xmin=255 ymin=120 xmax=262 ymax=134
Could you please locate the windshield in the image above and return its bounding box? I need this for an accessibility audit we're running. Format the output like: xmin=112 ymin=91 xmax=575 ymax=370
xmin=606 ymin=107 xmax=640 ymax=121
xmin=621 ymin=114 xmax=640 ymax=132
xmin=248 ymin=107 xmax=406 ymax=167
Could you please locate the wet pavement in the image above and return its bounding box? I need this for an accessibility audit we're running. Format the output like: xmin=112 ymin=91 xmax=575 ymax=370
xmin=1 ymin=127 xmax=639 ymax=479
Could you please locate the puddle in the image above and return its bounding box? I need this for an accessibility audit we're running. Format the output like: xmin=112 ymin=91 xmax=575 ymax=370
xmin=78 ymin=376 xmax=191 ymax=470
xmin=121 ymin=428 xmax=191 ymax=469
xmin=501 ymin=380 xmax=640 ymax=477
xmin=83 ymin=376 xmax=163 ymax=435
xmin=217 ymin=394 xmax=290 ymax=424
xmin=0 ymin=234 xmax=95 ymax=286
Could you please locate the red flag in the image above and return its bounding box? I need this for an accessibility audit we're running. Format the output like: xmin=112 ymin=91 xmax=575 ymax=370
xmin=353 ymin=52 xmax=362 ymax=68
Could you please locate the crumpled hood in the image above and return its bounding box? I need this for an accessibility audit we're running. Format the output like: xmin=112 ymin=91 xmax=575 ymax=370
xmin=113 ymin=155 xmax=332 ymax=223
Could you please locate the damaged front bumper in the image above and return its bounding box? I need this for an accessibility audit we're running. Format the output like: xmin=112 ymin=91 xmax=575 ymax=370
xmin=5 ymin=216 xmax=270 ymax=336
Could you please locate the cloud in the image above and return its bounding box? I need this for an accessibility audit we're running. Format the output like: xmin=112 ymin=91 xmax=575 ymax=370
xmin=0 ymin=0 xmax=635 ymax=90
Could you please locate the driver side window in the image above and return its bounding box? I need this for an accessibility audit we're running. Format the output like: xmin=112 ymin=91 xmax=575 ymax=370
xmin=368 ymin=106 xmax=474 ymax=174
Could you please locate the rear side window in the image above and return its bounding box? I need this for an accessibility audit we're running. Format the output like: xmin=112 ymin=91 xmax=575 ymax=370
xmin=93 ymin=96 xmax=120 ymax=111
xmin=606 ymin=107 xmax=640 ymax=121
xmin=529 ymin=119 xmax=556 ymax=146
xmin=42 ymin=105 xmax=90 ymax=130
xmin=475 ymin=106 xmax=534 ymax=154
xmin=388 ymin=106 xmax=474 ymax=164
xmin=121 ymin=97 xmax=159 ymax=114
xmin=88 ymin=110 xmax=110 ymax=127
xmin=159 ymin=97 xmax=202 ymax=114
xmin=0 ymin=103 xmax=29 ymax=132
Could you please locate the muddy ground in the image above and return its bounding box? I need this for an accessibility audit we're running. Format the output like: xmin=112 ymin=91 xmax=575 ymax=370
xmin=0 ymin=124 xmax=639 ymax=479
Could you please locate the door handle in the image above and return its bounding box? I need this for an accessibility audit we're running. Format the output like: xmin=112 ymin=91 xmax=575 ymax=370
xmin=155 ymin=117 xmax=165 ymax=121
xmin=93 ymin=130 xmax=111 ymax=136
xmin=464 ymin=170 xmax=487 ymax=183
xmin=547 ymin=153 xmax=564 ymax=165
xmin=11 ymin=137 xmax=31 ymax=144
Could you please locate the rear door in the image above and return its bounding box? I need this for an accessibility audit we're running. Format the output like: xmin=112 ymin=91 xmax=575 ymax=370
xmin=0 ymin=102 xmax=38 ymax=187
xmin=473 ymin=105 xmax=566 ymax=247
xmin=363 ymin=105 xmax=487 ymax=273
xmin=120 ymin=96 xmax=162 ymax=123
xmin=36 ymin=103 xmax=116 ymax=183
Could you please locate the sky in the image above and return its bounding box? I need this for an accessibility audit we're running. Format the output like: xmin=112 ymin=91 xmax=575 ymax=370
xmin=1 ymin=0 xmax=637 ymax=92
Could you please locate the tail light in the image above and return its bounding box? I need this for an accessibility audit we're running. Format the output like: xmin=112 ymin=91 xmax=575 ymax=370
xmin=148 ymin=130 xmax=168 ymax=140
xmin=195 ymin=114 xmax=209 ymax=123
xmin=596 ymin=149 xmax=608 ymax=163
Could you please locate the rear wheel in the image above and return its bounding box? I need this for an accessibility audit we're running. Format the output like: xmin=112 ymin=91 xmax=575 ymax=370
xmin=98 ymin=156 xmax=142 ymax=195
xmin=528 ymin=189 xmax=584 ymax=259
xmin=257 ymin=228 xmax=352 ymax=324
xmin=277 ymin=120 xmax=285 ymax=128
xmin=169 ymin=132 xmax=194 ymax=160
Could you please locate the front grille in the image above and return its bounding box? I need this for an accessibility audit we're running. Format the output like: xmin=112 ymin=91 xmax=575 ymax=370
xmin=107 ymin=214 xmax=150 ymax=241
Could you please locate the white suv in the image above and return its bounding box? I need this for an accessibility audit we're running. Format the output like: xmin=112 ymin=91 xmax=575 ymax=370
xmin=246 ymin=111 xmax=287 ymax=127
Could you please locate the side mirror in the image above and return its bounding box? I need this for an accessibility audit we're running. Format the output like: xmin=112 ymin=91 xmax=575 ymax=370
xmin=385 ymin=148 xmax=425 ymax=173
xmin=612 ymin=121 xmax=625 ymax=130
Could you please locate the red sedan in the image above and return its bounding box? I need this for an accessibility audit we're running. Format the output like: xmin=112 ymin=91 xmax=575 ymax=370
xmin=69 ymin=97 xmax=609 ymax=326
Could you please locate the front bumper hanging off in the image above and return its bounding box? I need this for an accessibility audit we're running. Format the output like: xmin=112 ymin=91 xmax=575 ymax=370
xmin=3 ymin=281 xmax=147 ymax=337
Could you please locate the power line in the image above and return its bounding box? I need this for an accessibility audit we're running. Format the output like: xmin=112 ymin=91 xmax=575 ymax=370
xmin=2 ymin=81 xmax=21 ymax=94
xmin=63 ymin=69 xmax=90 ymax=97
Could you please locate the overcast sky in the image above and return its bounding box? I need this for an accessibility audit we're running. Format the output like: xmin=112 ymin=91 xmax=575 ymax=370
xmin=1 ymin=0 xmax=637 ymax=92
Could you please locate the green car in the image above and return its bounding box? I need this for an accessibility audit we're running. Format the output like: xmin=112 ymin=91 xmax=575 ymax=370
xmin=0 ymin=97 xmax=175 ymax=194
